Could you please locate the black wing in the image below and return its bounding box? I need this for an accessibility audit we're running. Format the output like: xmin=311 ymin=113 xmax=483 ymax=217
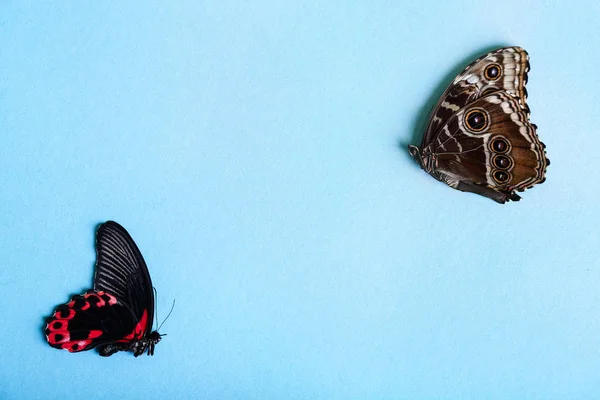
xmin=93 ymin=221 xmax=154 ymax=332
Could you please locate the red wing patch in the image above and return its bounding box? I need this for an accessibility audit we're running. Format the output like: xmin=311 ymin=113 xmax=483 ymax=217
xmin=45 ymin=291 xmax=120 ymax=352
xmin=118 ymin=309 xmax=149 ymax=343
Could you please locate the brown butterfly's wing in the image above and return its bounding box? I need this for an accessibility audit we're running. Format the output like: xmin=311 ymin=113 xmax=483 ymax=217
xmin=430 ymin=91 xmax=548 ymax=203
xmin=422 ymin=46 xmax=530 ymax=148
xmin=409 ymin=46 xmax=548 ymax=202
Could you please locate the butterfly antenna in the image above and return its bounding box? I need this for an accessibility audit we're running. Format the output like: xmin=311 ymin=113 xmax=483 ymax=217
xmin=157 ymin=299 xmax=175 ymax=332
xmin=153 ymin=287 xmax=159 ymax=331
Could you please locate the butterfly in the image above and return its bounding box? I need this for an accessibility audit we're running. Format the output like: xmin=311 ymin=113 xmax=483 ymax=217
xmin=45 ymin=221 xmax=164 ymax=357
xmin=408 ymin=46 xmax=549 ymax=203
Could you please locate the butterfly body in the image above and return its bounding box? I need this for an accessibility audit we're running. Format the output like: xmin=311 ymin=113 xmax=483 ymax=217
xmin=409 ymin=47 xmax=549 ymax=203
xmin=45 ymin=221 xmax=163 ymax=357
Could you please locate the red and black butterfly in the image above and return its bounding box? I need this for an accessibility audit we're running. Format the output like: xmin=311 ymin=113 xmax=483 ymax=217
xmin=45 ymin=221 xmax=163 ymax=357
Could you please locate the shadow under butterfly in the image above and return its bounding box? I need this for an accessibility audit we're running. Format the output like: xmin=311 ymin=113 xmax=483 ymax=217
xmin=408 ymin=46 xmax=550 ymax=203
xmin=44 ymin=221 xmax=171 ymax=357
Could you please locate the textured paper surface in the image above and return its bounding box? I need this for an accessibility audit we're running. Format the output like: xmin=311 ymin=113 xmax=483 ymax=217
xmin=1 ymin=1 xmax=598 ymax=398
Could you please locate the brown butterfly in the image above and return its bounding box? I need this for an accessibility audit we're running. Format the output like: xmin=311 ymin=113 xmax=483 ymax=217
xmin=408 ymin=46 xmax=549 ymax=203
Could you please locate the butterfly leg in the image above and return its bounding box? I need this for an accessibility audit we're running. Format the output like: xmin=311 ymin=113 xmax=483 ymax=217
xmin=148 ymin=341 xmax=155 ymax=356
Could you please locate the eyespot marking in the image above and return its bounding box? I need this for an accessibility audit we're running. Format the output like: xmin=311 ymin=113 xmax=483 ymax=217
xmin=464 ymin=108 xmax=489 ymax=133
xmin=484 ymin=63 xmax=501 ymax=81
xmin=493 ymin=155 xmax=512 ymax=170
xmin=490 ymin=137 xmax=510 ymax=153
xmin=493 ymin=170 xmax=510 ymax=184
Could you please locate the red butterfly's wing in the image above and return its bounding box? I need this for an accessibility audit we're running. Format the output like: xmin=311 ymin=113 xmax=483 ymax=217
xmin=44 ymin=290 xmax=146 ymax=353
xmin=45 ymin=222 xmax=158 ymax=356
xmin=93 ymin=221 xmax=155 ymax=333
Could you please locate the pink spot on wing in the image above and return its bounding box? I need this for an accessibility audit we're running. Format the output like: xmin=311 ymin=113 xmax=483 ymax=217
xmin=105 ymin=293 xmax=117 ymax=305
xmin=55 ymin=308 xmax=75 ymax=320
xmin=47 ymin=332 xmax=70 ymax=344
xmin=49 ymin=320 xmax=66 ymax=331
xmin=84 ymin=292 xmax=105 ymax=307
xmin=88 ymin=330 xmax=103 ymax=339
xmin=63 ymin=340 xmax=92 ymax=352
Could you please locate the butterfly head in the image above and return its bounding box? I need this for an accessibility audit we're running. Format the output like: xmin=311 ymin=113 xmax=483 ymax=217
xmin=149 ymin=330 xmax=163 ymax=342
xmin=408 ymin=145 xmax=436 ymax=173
xmin=132 ymin=330 xmax=163 ymax=357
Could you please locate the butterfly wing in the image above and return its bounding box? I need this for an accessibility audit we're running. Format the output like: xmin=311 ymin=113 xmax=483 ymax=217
xmin=45 ymin=222 xmax=158 ymax=356
xmin=45 ymin=291 xmax=140 ymax=352
xmin=93 ymin=221 xmax=155 ymax=332
xmin=431 ymin=91 xmax=548 ymax=203
xmin=422 ymin=46 xmax=530 ymax=147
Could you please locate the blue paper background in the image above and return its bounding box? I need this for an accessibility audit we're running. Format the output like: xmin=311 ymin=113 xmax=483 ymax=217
xmin=1 ymin=1 xmax=599 ymax=399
